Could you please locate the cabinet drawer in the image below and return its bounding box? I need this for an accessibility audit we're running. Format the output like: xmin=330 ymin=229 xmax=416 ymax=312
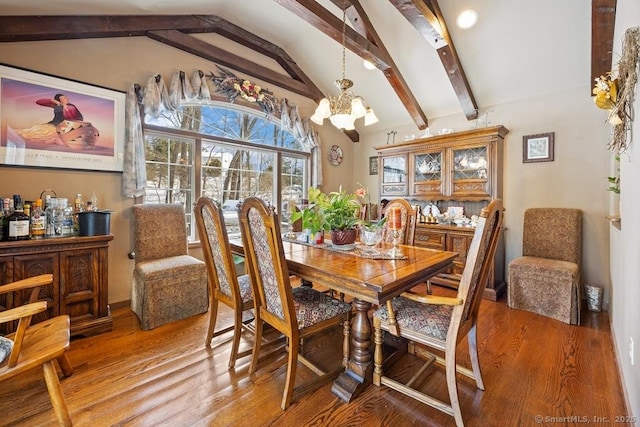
xmin=414 ymin=230 xmax=445 ymax=249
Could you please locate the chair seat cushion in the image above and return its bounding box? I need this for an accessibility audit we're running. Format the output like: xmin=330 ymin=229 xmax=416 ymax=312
xmin=0 ymin=336 xmax=13 ymax=365
xmin=136 ymin=255 xmax=206 ymax=283
xmin=508 ymin=256 xmax=578 ymax=279
xmin=292 ymin=286 xmax=352 ymax=329
xmin=374 ymin=296 xmax=453 ymax=341
xmin=237 ymin=274 xmax=253 ymax=304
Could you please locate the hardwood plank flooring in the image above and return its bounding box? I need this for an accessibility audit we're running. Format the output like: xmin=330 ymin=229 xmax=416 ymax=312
xmin=0 ymin=285 xmax=628 ymax=427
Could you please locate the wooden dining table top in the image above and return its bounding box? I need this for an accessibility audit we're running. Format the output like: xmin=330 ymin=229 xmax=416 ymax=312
xmin=228 ymin=238 xmax=458 ymax=306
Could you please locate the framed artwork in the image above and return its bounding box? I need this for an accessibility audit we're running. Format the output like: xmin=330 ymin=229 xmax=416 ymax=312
xmin=369 ymin=156 xmax=378 ymax=175
xmin=523 ymin=132 xmax=554 ymax=163
xmin=0 ymin=64 xmax=126 ymax=172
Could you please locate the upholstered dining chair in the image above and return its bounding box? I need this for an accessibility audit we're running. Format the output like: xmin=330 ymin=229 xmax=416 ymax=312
xmin=194 ymin=197 xmax=256 ymax=368
xmin=131 ymin=204 xmax=208 ymax=330
xmin=508 ymin=208 xmax=583 ymax=325
xmin=373 ymin=199 xmax=504 ymax=427
xmin=381 ymin=198 xmax=419 ymax=245
xmin=238 ymin=197 xmax=352 ymax=410
xmin=0 ymin=274 xmax=74 ymax=426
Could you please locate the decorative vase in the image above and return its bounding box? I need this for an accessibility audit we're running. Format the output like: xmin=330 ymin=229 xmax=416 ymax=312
xmin=330 ymin=228 xmax=357 ymax=246
xmin=359 ymin=225 xmax=383 ymax=250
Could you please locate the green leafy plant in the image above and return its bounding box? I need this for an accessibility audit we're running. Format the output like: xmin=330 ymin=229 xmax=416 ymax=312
xmin=608 ymin=155 xmax=620 ymax=194
xmin=320 ymin=187 xmax=361 ymax=231
xmin=290 ymin=187 xmax=327 ymax=235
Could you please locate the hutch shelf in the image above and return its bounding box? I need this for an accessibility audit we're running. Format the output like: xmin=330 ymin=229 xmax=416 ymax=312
xmin=376 ymin=125 xmax=509 ymax=300
xmin=0 ymin=234 xmax=113 ymax=336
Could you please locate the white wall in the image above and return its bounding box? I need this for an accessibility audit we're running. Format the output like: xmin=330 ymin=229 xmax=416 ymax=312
xmin=610 ymin=0 xmax=640 ymax=417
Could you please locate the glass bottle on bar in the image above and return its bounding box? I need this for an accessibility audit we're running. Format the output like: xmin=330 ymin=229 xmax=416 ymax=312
xmin=6 ymin=194 xmax=30 ymax=240
xmin=30 ymin=198 xmax=46 ymax=239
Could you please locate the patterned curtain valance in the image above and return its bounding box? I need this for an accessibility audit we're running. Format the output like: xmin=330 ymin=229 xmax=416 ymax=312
xmin=122 ymin=69 xmax=321 ymax=198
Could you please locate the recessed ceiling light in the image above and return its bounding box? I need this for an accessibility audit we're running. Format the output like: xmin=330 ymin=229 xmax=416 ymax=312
xmin=363 ymin=59 xmax=377 ymax=70
xmin=456 ymin=9 xmax=478 ymax=29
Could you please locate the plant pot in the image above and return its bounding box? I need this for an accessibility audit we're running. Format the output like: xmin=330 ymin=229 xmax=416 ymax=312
xmin=330 ymin=228 xmax=357 ymax=246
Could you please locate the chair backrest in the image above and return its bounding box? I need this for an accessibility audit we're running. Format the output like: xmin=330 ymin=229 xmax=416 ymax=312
xmin=238 ymin=197 xmax=296 ymax=338
xmin=522 ymin=208 xmax=582 ymax=265
xmin=455 ymin=199 xmax=504 ymax=337
xmin=194 ymin=197 xmax=241 ymax=303
xmin=382 ymin=198 xmax=418 ymax=245
xmin=132 ymin=204 xmax=189 ymax=263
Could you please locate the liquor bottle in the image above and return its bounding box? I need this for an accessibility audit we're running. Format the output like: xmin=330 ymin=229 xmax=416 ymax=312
xmin=30 ymin=198 xmax=46 ymax=239
xmin=73 ymin=193 xmax=84 ymax=235
xmin=90 ymin=191 xmax=98 ymax=211
xmin=0 ymin=198 xmax=6 ymax=241
xmin=6 ymin=195 xmax=30 ymax=240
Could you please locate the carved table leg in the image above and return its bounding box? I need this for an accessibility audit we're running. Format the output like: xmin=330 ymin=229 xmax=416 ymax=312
xmin=331 ymin=297 xmax=373 ymax=402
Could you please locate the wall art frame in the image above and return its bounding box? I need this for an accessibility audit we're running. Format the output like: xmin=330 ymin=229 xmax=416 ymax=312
xmin=523 ymin=132 xmax=555 ymax=163
xmin=0 ymin=64 xmax=126 ymax=172
xmin=369 ymin=156 xmax=378 ymax=175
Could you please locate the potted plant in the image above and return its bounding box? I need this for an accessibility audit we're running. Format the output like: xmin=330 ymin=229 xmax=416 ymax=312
xmin=290 ymin=187 xmax=326 ymax=244
xmin=319 ymin=186 xmax=361 ymax=245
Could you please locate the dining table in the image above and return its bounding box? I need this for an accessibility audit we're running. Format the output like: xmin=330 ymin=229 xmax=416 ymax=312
xmin=228 ymin=236 xmax=457 ymax=402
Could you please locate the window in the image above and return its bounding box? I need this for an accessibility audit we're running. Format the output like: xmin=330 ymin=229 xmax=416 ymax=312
xmin=143 ymin=103 xmax=310 ymax=239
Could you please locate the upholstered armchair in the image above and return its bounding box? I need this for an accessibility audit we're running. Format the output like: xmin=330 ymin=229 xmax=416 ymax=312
xmin=131 ymin=204 xmax=208 ymax=330
xmin=508 ymin=208 xmax=583 ymax=325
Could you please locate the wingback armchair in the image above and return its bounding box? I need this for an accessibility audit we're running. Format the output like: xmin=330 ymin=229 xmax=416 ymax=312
xmin=508 ymin=208 xmax=583 ymax=325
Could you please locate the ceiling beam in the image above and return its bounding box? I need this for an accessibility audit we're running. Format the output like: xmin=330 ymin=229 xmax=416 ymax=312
xmin=390 ymin=0 xmax=479 ymax=120
xmin=334 ymin=0 xmax=429 ymax=129
xmin=0 ymin=15 xmax=323 ymax=98
xmin=146 ymin=30 xmax=316 ymax=98
xmin=591 ymin=0 xmax=617 ymax=89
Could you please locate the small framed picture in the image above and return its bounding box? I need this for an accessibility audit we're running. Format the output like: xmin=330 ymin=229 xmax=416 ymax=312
xmin=369 ymin=156 xmax=378 ymax=175
xmin=523 ymin=132 xmax=554 ymax=163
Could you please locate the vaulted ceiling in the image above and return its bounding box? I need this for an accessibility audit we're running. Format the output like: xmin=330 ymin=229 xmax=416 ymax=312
xmin=0 ymin=0 xmax=616 ymax=142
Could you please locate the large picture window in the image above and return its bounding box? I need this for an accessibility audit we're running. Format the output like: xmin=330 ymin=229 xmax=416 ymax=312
xmin=143 ymin=103 xmax=310 ymax=239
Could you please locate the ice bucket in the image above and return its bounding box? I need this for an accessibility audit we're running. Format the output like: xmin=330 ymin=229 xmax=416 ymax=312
xmin=78 ymin=210 xmax=111 ymax=236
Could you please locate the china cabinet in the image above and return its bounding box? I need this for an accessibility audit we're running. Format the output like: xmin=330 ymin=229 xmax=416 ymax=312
xmin=0 ymin=234 xmax=113 ymax=336
xmin=376 ymin=125 xmax=508 ymax=300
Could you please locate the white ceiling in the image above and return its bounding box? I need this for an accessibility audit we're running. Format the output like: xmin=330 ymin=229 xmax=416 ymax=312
xmin=0 ymin=0 xmax=591 ymax=134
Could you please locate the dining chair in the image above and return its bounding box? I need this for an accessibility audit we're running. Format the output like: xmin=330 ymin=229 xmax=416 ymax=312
xmin=238 ymin=197 xmax=352 ymax=410
xmin=194 ymin=197 xmax=256 ymax=368
xmin=373 ymin=199 xmax=503 ymax=427
xmin=0 ymin=274 xmax=74 ymax=426
xmin=507 ymin=208 xmax=582 ymax=324
xmin=131 ymin=203 xmax=208 ymax=330
xmin=381 ymin=198 xmax=418 ymax=245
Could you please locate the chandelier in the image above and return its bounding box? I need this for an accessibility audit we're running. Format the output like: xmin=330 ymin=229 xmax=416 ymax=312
xmin=310 ymin=8 xmax=378 ymax=130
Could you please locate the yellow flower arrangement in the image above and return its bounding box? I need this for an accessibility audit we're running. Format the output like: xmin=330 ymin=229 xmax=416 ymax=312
xmin=593 ymin=73 xmax=623 ymax=125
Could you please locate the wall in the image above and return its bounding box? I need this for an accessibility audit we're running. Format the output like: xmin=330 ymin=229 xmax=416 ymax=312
xmin=610 ymin=0 xmax=640 ymax=417
xmin=356 ymin=86 xmax=611 ymax=305
xmin=0 ymin=36 xmax=354 ymax=304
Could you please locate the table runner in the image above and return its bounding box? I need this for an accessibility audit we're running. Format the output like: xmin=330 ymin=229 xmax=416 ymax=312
xmin=283 ymin=234 xmax=408 ymax=260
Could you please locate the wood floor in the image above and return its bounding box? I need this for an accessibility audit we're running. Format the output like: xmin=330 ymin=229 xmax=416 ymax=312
xmin=0 ymin=285 xmax=628 ymax=427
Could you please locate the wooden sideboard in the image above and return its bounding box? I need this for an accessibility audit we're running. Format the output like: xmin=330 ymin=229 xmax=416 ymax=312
xmin=376 ymin=125 xmax=509 ymax=300
xmin=0 ymin=234 xmax=113 ymax=337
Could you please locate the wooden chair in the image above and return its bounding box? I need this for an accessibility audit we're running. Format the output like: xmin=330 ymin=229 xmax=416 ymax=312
xmin=194 ymin=197 xmax=256 ymax=368
xmin=381 ymin=198 xmax=418 ymax=245
xmin=0 ymin=274 xmax=74 ymax=426
xmin=508 ymin=208 xmax=582 ymax=325
xmin=238 ymin=197 xmax=352 ymax=410
xmin=131 ymin=204 xmax=208 ymax=330
xmin=373 ymin=199 xmax=504 ymax=427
